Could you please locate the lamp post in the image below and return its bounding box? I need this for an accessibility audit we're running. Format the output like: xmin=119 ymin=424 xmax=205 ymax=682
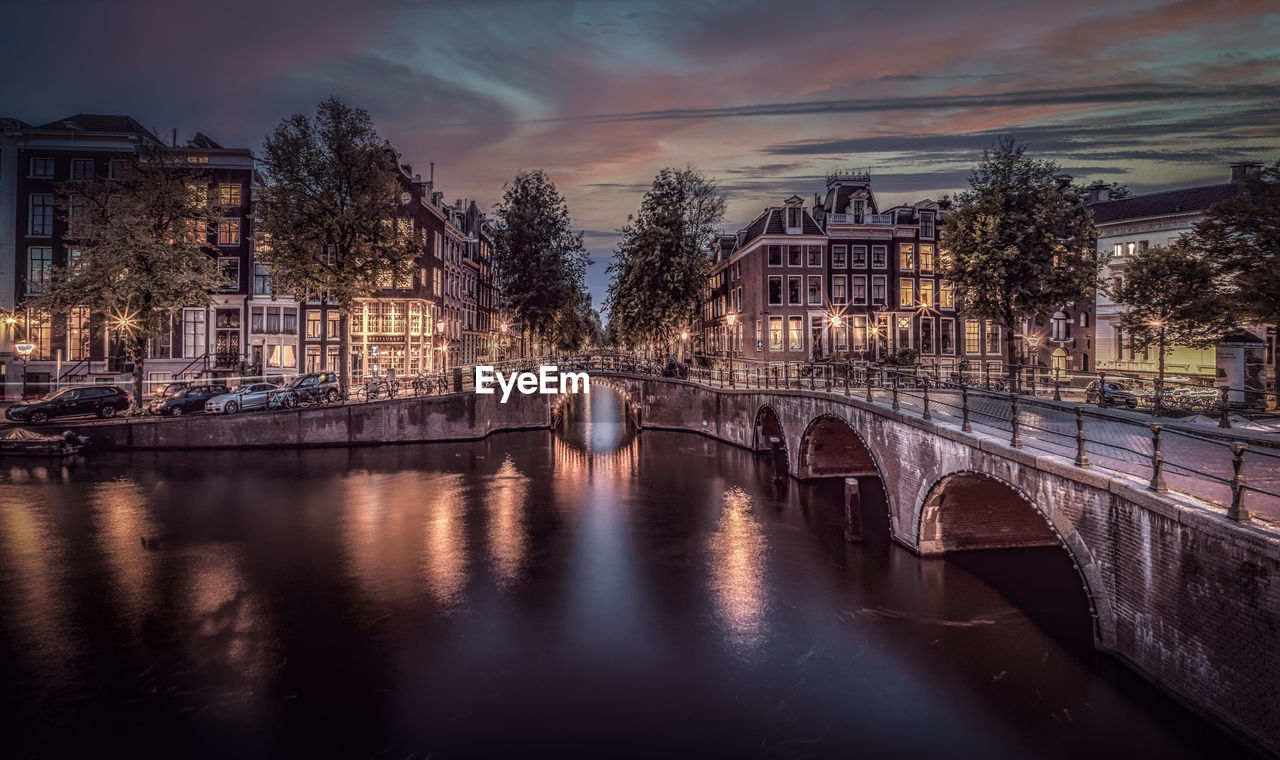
xmin=1025 ymin=335 xmax=1040 ymax=396
xmin=1151 ymin=319 xmax=1167 ymax=417
xmin=680 ymin=330 xmax=689 ymax=363
xmin=726 ymin=313 xmax=736 ymax=387
xmin=15 ymin=341 xmax=35 ymax=401
xmin=868 ymin=323 xmax=881 ymax=364
xmin=1050 ymin=310 xmax=1069 ymax=402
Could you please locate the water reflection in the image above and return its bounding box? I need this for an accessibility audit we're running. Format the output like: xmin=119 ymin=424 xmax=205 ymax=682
xmin=421 ymin=473 xmax=469 ymax=611
xmin=486 ymin=456 xmax=529 ymax=588
xmin=90 ymin=481 xmax=161 ymax=637
xmin=708 ymin=486 xmax=769 ymax=654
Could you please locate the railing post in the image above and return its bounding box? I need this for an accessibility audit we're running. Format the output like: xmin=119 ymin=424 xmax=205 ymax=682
xmin=809 ymin=367 xmax=815 ymax=391
xmin=1074 ymin=406 xmax=1090 ymax=468
xmin=1009 ymin=393 xmax=1022 ymax=448
xmin=922 ymin=377 xmax=931 ymax=420
xmin=844 ymin=368 xmax=850 ymax=397
xmin=1228 ymin=442 xmax=1250 ymax=522
xmin=866 ymin=367 xmax=874 ymax=404
xmin=891 ymin=373 xmax=900 ymax=411
xmin=1218 ymin=386 xmax=1232 ymax=429
xmin=1097 ymin=372 xmax=1108 ymax=409
xmin=1148 ymin=424 xmax=1167 ymax=492
xmin=961 ymin=384 xmax=972 ymax=432
xmin=983 ymin=362 xmax=991 ymax=390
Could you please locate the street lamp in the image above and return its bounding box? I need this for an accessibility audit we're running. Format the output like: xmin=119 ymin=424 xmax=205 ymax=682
xmin=1025 ymin=334 xmax=1040 ymax=395
xmin=680 ymin=329 xmax=689 ymax=363
xmin=1150 ymin=319 xmax=1167 ymax=417
xmin=15 ymin=341 xmax=35 ymax=400
xmin=868 ymin=323 xmax=881 ymax=364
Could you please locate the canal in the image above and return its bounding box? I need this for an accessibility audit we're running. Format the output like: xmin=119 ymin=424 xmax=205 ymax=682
xmin=0 ymin=388 xmax=1254 ymax=758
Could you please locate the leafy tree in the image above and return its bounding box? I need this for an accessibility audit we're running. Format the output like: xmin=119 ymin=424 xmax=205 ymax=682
xmin=255 ymin=98 xmax=418 ymax=388
xmin=606 ymin=167 xmax=726 ymax=348
xmin=34 ymin=145 xmax=227 ymax=404
xmin=491 ymin=170 xmax=589 ymax=356
xmin=1108 ymin=239 xmax=1238 ymax=410
xmin=939 ymin=139 xmax=1098 ymax=381
xmin=1190 ymin=160 xmax=1280 ymax=387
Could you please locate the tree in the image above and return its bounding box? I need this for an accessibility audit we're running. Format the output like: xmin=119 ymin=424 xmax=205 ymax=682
xmin=255 ymin=98 xmax=418 ymax=388
xmin=939 ymin=139 xmax=1098 ymax=382
xmin=491 ymin=170 xmax=590 ymax=356
xmin=34 ymin=145 xmax=227 ymax=405
xmin=1190 ymin=160 xmax=1280 ymax=393
xmin=1108 ymin=240 xmax=1239 ymax=413
xmin=606 ymin=167 xmax=726 ymax=349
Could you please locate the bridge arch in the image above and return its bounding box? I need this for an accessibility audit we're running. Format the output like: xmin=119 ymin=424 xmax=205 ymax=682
xmin=566 ymin=377 xmax=638 ymax=428
xmin=752 ymin=404 xmax=791 ymax=470
xmin=795 ymin=413 xmax=883 ymax=482
xmin=915 ymin=470 xmax=1115 ymax=647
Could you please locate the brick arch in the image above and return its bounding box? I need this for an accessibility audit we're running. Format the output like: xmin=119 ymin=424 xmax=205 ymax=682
xmin=582 ymin=377 xmax=639 ymax=427
xmin=915 ymin=469 xmax=1115 ymax=647
xmin=753 ymin=404 xmax=791 ymax=471
xmin=795 ymin=413 xmax=883 ymax=482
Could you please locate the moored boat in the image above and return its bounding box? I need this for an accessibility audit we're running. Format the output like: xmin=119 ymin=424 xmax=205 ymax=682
xmin=0 ymin=428 xmax=88 ymax=456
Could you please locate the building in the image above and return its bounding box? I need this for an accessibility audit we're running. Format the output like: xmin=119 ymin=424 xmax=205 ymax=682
xmin=701 ymin=171 xmax=1006 ymax=372
xmin=1088 ymin=163 xmax=1267 ymax=383
xmin=0 ymin=115 xmax=260 ymax=397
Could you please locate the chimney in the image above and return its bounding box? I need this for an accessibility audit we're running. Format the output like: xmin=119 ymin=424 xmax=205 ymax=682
xmin=1231 ymin=162 xmax=1262 ymax=183
xmin=1055 ymin=173 xmax=1073 ymax=192
xmin=1087 ymin=181 xmax=1110 ymax=203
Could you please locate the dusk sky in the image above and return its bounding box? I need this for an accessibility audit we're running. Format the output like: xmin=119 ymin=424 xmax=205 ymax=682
xmin=4 ymin=0 xmax=1278 ymax=315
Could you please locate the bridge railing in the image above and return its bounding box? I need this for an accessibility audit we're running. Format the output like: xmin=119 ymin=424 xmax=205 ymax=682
xmin=583 ymin=352 xmax=1277 ymax=524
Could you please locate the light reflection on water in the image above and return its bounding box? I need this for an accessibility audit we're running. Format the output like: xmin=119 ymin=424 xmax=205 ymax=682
xmin=708 ymin=486 xmax=768 ymax=654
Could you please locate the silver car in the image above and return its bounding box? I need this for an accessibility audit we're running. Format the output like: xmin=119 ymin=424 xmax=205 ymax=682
xmin=205 ymin=382 xmax=280 ymax=415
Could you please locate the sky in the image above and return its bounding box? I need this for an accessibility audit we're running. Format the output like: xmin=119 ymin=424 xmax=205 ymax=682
xmin=3 ymin=0 xmax=1278 ymax=317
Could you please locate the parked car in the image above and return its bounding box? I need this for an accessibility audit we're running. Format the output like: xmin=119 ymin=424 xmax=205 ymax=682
xmin=1085 ymin=380 xmax=1140 ymax=408
xmin=147 ymin=384 xmax=230 ymax=417
xmin=268 ymin=372 xmax=341 ymax=408
xmin=5 ymin=385 xmax=132 ymax=424
xmin=152 ymin=381 xmax=189 ymax=400
xmin=205 ymin=383 xmax=280 ymax=415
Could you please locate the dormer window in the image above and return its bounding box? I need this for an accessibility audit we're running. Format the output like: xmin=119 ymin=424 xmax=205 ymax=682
xmin=853 ymin=200 xmax=864 ymax=224
xmin=787 ymin=206 xmax=802 ymax=230
xmin=783 ymin=196 xmax=805 ymax=233
xmin=920 ymin=212 xmax=935 ymax=239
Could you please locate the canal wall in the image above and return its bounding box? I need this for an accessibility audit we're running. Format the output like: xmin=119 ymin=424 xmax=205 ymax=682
xmin=602 ymin=374 xmax=1280 ymax=757
xmin=81 ymin=391 xmax=552 ymax=450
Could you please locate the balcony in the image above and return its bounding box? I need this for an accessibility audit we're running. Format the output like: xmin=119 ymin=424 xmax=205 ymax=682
xmin=828 ymin=213 xmax=894 ymax=225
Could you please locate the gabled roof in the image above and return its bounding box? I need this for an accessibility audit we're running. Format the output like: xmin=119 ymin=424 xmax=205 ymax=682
xmin=186 ymin=132 xmax=224 ymax=150
xmin=737 ymin=204 xmax=824 ymax=248
xmin=35 ymin=114 xmax=162 ymax=144
xmin=1088 ymin=183 xmax=1240 ymax=224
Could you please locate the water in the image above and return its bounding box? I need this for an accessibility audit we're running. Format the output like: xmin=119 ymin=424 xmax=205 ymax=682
xmin=0 ymin=389 xmax=1252 ymax=758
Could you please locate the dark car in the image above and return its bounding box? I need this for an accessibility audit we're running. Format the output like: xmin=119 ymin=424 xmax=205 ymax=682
xmin=147 ymin=384 xmax=230 ymax=417
xmin=1085 ymin=380 xmax=1140 ymax=408
xmin=269 ymin=372 xmax=341 ymax=408
xmin=5 ymin=385 xmax=132 ymax=424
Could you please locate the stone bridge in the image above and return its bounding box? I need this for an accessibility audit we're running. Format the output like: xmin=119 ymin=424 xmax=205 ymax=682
xmin=591 ymin=372 xmax=1280 ymax=756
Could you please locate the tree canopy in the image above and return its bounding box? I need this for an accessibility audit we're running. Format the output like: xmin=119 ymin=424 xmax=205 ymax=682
xmin=939 ymin=139 xmax=1099 ymax=373
xmin=1109 ymin=239 xmax=1238 ymax=351
xmin=34 ymin=144 xmax=227 ymax=403
xmin=490 ymin=170 xmax=590 ymax=351
xmin=606 ymin=167 xmax=725 ymax=347
xmin=255 ymin=97 xmax=418 ymax=382
xmin=1191 ymin=161 xmax=1280 ymax=328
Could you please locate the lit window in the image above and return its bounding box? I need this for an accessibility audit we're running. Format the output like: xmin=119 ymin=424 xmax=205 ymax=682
xmin=939 ymin=281 xmax=954 ymax=309
xmin=218 ymin=257 xmax=239 ymax=291
xmin=919 ymin=244 xmax=935 ymax=271
xmin=769 ymin=316 xmax=783 ymax=350
xmin=220 ymin=184 xmax=242 ymax=206
xmin=832 ymin=245 xmax=847 ymax=268
xmin=788 ymin=316 xmax=803 ymax=350
xmin=219 ymin=218 xmax=240 ymax=246
xmin=965 ymin=320 xmax=980 ymax=354
xmin=899 ymin=279 xmax=914 ymax=309
xmin=899 ymin=243 xmax=914 ymax=270
xmin=919 ymin=280 xmax=934 ymax=307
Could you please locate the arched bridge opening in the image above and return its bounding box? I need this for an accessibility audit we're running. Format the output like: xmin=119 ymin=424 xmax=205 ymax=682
xmin=796 ymin=414 xmax=881 ymax=481
xmin=917 ymin=471 xmax=1107 ymax=653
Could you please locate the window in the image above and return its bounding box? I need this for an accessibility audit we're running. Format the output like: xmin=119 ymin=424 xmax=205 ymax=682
xmin=768 ymin=246 xmax=782 ymax=266
xmin=1138 ymin=240 xmax=1148 ymax=253
xmin=108 ymin=158 xmax=128 ymax=179
xmin=896 ymin=316 xmax=911 ymax=351
xmin=68 ymin=248 xmax=82 ymax=274
xmin=807 ymin=246 xmax=822 ymax=267
xmin=253 ymin=264 xmax=271 ymax=295
xmin=919 ymin=279 xmax=934 ymax=307
xmin=71 ymin=158 xmax=93 ymax=179
xmin=769 ymin=316 xmax=784 ymax=350
xmin=786 ymin=206 xmax=802 ymax=229
xmin=835 ymin=320 xmax=848 ymax=351
xmin=185 ymin=219 xmax=208 ymax=244
xmin=219 ymin=218 xmax=240 ymax=246
xmin=899 ymin=243 xmax=914 ymax=270
xmin=920 ymin=212 xmax=935 ymax=239
xmin=1126 ymin=241 xmax=1136 ymax=257
xmin=807 ymin=275 xmax=822 ymax=305
xmin=851 ymin=245 xmax=867 ymax=267
xmin=871 ymin=276 xmax=887 ymax=305
xmin=872 ymin=245 xmax=887 ymax=268
xmin=306 ymin=310 xmax=322 ymax=339
xmin=282 ymin=308 xmax=297 ymax=335
xmin=183 ymin=309 xmax=206 ymax=357
xmin=29 ymin=194 xmax=54 ymax=236
xmin=852 ymin=276 xmax=867 ymax=305
xmin=218 ymin=257 xmax=239 ymax=291
xmin=788 ymin=316 xmax=803 ymax=350
xmin=984 ymin=321 xmax=1000 ymax=354
xmin=965 ymin=320 xmax=980 ymax=354
xmin=920 ymin=318 xmax=934 ymax=354
xmin=939 ymin=280 xmax=954 ymax=309
xmin=832 ymin=245 xmax=847 ymax=268
xmin=26 ymin=247 xmax=52 ymax=293
xmin=1080 ymin=312 xmax=1089 ymax=328
xmin=220 ymin=184 xmax=242 ymax=206
xmin=734 ymin=286 xmax=742 ymax=312
xmin=852 ymin=316 xmax=868 ymax=352
xmin=899 ymin=279 xmax=914 ymax=309
xmin=788 ymin=246 xmax=802 ymax=267
xmin=919 ymin=244 xmax=935 ymax=271
xmin=832 ymin=276 xmax=846 ymax=305
xmin=328 ymin=312 xmax=340 ymax=339
xmin=1113 ymin=243 xmax=1123 ymax=258
xmin=940 ymin=319 xmax=955 ymax=355
xmin=788 ymin=276 xmax=802 ymax=305
xmin=30 ymin=158 xmax=54 ymax=178
xmin=306 ymin=346 xmax=322 ymax=373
